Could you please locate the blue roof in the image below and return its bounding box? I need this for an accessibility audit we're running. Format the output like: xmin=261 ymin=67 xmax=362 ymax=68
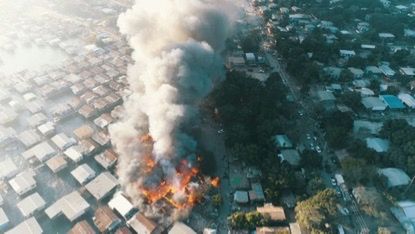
xmin=381 ymin=95 xmax=406 ymax=109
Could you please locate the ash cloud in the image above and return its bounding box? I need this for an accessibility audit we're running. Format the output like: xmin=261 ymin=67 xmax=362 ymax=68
xmin=109 ymin=0 xmax=241 ymax=223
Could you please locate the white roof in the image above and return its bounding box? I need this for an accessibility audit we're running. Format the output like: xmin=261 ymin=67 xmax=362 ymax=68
xmin=379 ymin=32 xmax=395 ymax=38
xmin=37 ymin=122 xmax=55 ymax=136
xmin=18 ymin=130 xmax=42 ymax=148
xmin=85 ymin=172 xmax=119 ymax=200
xmin=22 ymin=141 xmax=57 ymax=162
xmin=366 ymin=137 xmax=390 ymax=153
xmin=0 ymin=159 xmax=19 ymax=179
xmin=17 ymin=193 xmax=46 ymax=217
xmin=51 ymin=133 xmax=76 ymax=150
xmin=169 ymin=222 xmax=197 ymax=234
xmin=64 ymin=145 xmax=84 ymax=162
xmin=45 ymin=191 xmax=90 ymax=222
xmin=397 ymin=201 xmax=415 ymax=220
xmin=379 ymin=168 xmax=411 ymax=188
xmin=71 ymin=164 xmax=96 ymax=185
xmin=108 ymin=192 xmax=134 ymax=218
xmin=0 ymin=208 xmax=9 ymax=227
xmin=400 ymin=67 xmax=415 ymax=76
xmin=5 ymin=217 xmax=42 ymax=234
xmin=362 ymin=97 xmax=387 ymax=111
xmin=398 ymin=93 xmax=415 ymax=108
xmin=9 ymin=170 xmax=36 ymax=196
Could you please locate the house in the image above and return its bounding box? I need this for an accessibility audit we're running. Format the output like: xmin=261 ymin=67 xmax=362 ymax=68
xmin=400 ymin=67 xmax=415 ymax=77
xmin=248 ymin=183 xmax=265 ymax=202
xmin=5 ymin=217 xmax=42 ymax=234
xmin=51 ymin=133 xmax=77 ymax=151
xmin=92 ymin=131 xmax=111 ymax=147
xmin=359 ymin=87 xmax=375 ymax=97
xmin=68 ymin=220 xmax=96 ymax=234
xmin=79 ymin=139 xmax=98 ymax=156
xmin=398 ymin=93 xmax=415 ymax=108
xmin=46 ymin=155 xmax=68 ymax=173
xmin=85 ymin=172 xmax=119 ymax=200
xmin=71 ymin=164 xmax=96 ymax=185
xmin=45 ymin=191 xmax=90 ymax=222
xmin=9 ymin=170 xmax=36 ymax=196
xmin=279 ymin=149 xmax=301 ymax=166
xmin=380 ymin=95 xmax=405 ymax=110
xmin=353 ymin=120 xmax=383 ymax=135
xmin=95 ymin=149 xmax=118 ymax=169
xmin=348 ymin=67 xmax=364 ymax=79
xmin=365 ymin=66 xmax=383 ymax=77
xmin=94 ymin=113 xmax=114 ymax=129
xmin=361 ymin=97 xmax=387 ymax=111
xmin=361 ymin=44 xmax=376 ymax=50
xmin=18 ymin=130 xmax=42 ymax=148
xmin=74 ymin=124 xmax=95 ymax=140
xmin=366 ymin=137 xmax=390 ymax=153
xmin=17 ymin=193 xmax=46 ymax=217
xmin=273 ymin=134 xmax=293 ymax=149
xmin=352 ymin=186 xmax=383 ymax=211
xmin=109 ymin=192 xmax=136 ymax=220
xmin=127 ymin=213 xmax=158 ymax=234
xmin=94 ymin=206 xmax=122 ymax=233
xmin=391 ymin=201 xmax=415 ymax=233
xmin=257 ymin=203 xmax=286 ymax=222
xmin=379 ymin=168 xmax=411 ymax=188
xmin=379 ymin=64 xmax=396 ymax=77
xmin=0 ymin=159 xmax=19 ymax=179
xmin=23 ymin=141 xmax=57 ymax=163
xmin=169 ymin=222 xmax=196 ymax=234
xmin=37 ymin=121 xmax=55 ymax=137
xmin=289 ymin=223 xmax=303 ymax=234
xmin=27 ymin=112 xmax=47 ymax=127
xmin=226 ymin=56 xmax=245 ymax=69
xmin=116 ymin=226 xmax=133 ymax=234
xmin=256 ymin=227 xmax=290 ymax=234
xmin=317 ymin=90 xmax=336 ymax=110
xmin=234 ymin=191 xmax=249 ymax=204
xmin=64 ymin=145 xmax=84 ymax=163
xmin=245 ymin=53 xmax=256 ymax=65
xmin=379 ymin=32 xmax=395 ymax=40
xmin=339 ymin=50 xmax=356 ymax=58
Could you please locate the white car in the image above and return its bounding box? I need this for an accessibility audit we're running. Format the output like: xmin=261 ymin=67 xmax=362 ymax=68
xmin=316 ymin=146 xmax=322 ymax=153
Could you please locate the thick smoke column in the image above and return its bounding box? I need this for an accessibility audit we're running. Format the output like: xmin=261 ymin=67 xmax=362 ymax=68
xmin=110 ymin=0 xmax=239 ymax=223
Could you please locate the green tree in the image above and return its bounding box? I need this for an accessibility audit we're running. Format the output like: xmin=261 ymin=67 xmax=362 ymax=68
xmin=212 ymin=194 xmax=222 ymax=207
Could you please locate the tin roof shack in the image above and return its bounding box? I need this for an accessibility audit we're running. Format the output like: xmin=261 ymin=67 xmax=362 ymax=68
xmin=95 ymin=149 xmax=118 ymax=169
xmin=248 ymin=183 xmax=265 ymax=203
xmin=86 ymin=172 xmax=119 ymax=201
xmin=362 ymin=97 xmax=387 ymax=111
xmin=17 ymin=192 xmax=46 ymax=217
xmin=79 ymin=104 xmax=97 ymax=119
xmin=169 ymin=222 xmax=197 ymax=234
xmin=92 ymin=131 xmax=111 ymax=147
xmin=18 ymin=130 xmax=42 ymax=148
xmin=109 ymin=192 xmax=136 ymax=220
xmin=94 ymin=206 xmax=122 ymax=233
xmin=116 ymin=226 xmax=133 ymax=234
xmin=0 ymin=208 xmax=9 ymax=230
xmin=51 ymin=104 xmax=74 ymax=122
xmin=74 ymin=124 xmax=95 ymax=140
xmin=0 ymin=159 xmax=19 ymax=179
xmin=257 ymin=203 xmax=286 ymax=223
xmin=68 ymin=220 xmax=97 ymax=234
xmin=379 ymin=168 xmax=411 ymax=188
xmin=71 ymin=83 xmax=86 ymax=96
xmin=27 ymin=112 xmax=48 ymax=127
xmin=127 ymin=213 xmax=158 ymax=234
xmin=45 ymin=191 xmax=90 ymax=222
xmin=234 ymin=191 xmax=249 ymax=204
xmin=94 ymin=113 xmax=114 ymax=129
xmin=278 ymin=149 xmax=301 ymax=166
xmin=71 ymin=164 xmax=96 ymax=185
xmin=9 ymin=170 xmax=36 ymax=196
xmin=37 ymin=121 xmax=55 ymax=137
xmin=51 ymin=133 xmax=77 ymax=151
xmin=46 ymin=155 xmax=68 ymax=173
xmin=5 ymin=217 xmax=42 ymax=234
xmin=64 ymin=145 xmax=84 ymax=163
xmin=22 ymin=141 xmax=57 ymax=163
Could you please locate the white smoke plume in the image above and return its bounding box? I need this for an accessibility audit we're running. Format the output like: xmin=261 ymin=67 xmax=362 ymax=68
xmin=109 ymin=0 xmax=242 ymax=224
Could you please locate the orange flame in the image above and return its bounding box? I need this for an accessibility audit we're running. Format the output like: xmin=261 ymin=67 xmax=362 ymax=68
xmin=211 ymin=177 xmax=220 ymax=188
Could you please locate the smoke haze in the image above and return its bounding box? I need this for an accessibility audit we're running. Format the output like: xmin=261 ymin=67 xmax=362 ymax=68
xmin=109 ymin=0 xmax=241 ymax=223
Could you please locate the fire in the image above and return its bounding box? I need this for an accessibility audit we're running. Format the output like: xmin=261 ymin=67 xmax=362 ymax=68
xmin=138 ymin=135 xmax=215 ymax=210
xmin=210 ymin=177 xmax=220 ymax=188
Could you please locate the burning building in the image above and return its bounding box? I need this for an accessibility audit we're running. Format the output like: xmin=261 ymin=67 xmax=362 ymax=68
xmin=109 ymin=0 xmax=241 ymax=225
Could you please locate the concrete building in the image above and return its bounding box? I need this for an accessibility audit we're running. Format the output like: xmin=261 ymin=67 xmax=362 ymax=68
xmin=64 ymin=145 xmax=84 ymax=163
xmin=127 ymin=213 xmax=157 ymax=234
xmin=46 ymin=155 xmax=68 ymax=173
xmin=71 ymin=164 xmax=96 ymax=185
xmin=94 ymin=206 xmax=122 ymax=233
xmin=109 ymin=192 xmax=135 ymax=220
xmin=9 ymin=170 xmax=36 ymax=196
xmin=5 ymin=217 xmax=42 ymax=234
xmin=17 ymin=192 xmax=46 ymax=217
xmin=85 ymin=172 xmax=119 ymax=200
xmin=45 ymin=191 xmax=90 ymax=222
